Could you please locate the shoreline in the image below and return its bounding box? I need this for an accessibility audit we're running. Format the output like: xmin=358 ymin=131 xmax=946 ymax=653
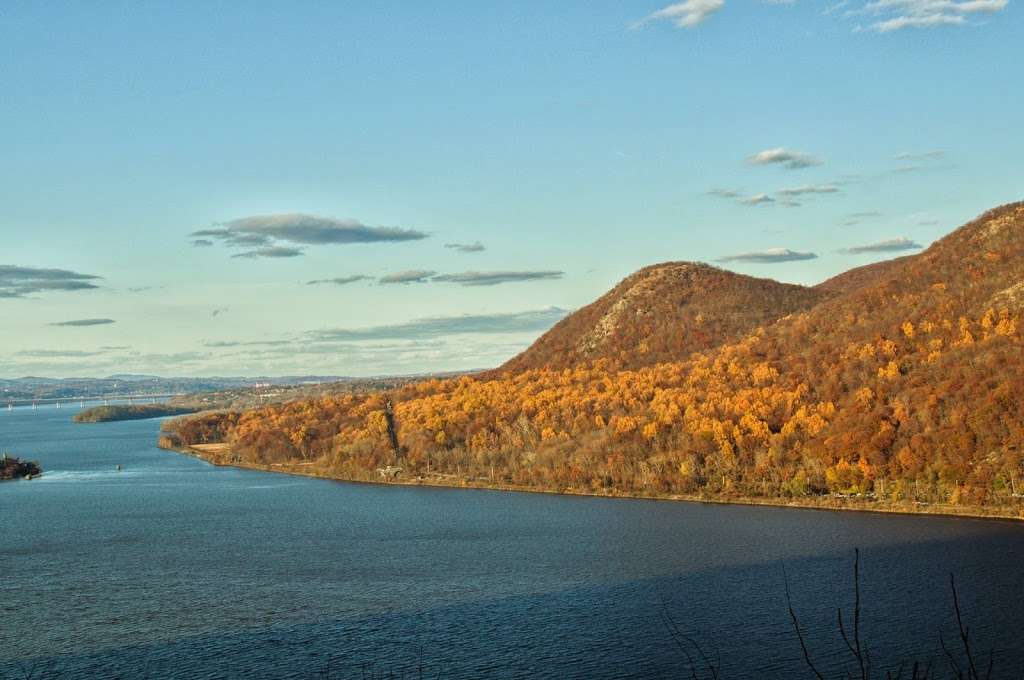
xmin=167 ymin=443 xmax=1024 ymax=523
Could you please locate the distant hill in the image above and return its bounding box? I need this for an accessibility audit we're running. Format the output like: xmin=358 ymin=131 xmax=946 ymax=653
xmin=499 ymin=262 xmax=830 ymax=372
xmin=0 ymin=375 xmax=351 ymax=403
xmin=165 ymin=202 xmax=1024 ymax=516
xmin=74 ymin=404 xmax=198 ymax=423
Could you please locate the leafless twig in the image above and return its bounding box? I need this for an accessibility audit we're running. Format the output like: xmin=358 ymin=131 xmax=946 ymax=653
xmin=783 ymin=563 xmax=826 ymax=680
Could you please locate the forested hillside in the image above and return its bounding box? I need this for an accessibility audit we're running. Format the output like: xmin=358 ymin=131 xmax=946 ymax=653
xmin=497 ymin=262 xmax=829 ymax=373
xmin=162 ymin=203 xmax=1024 ymax=514
xmin=813 ymin=256 xmax=911 ymax=295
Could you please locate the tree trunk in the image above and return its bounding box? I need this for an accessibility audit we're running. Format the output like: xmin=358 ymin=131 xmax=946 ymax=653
xmin=383 ymin=396 xmax=401 ymax=464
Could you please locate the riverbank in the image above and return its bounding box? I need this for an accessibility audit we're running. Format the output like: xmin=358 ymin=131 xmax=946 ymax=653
xmin=164 ymin=442 xmax=1024 ymax=522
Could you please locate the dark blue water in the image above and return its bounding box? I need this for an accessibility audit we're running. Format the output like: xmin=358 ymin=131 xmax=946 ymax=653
xmin=2 ymin=406 xmax=1023 ymax=679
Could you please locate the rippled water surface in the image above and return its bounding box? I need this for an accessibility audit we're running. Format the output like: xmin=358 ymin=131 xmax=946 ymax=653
xmin=2 ymin=406 xmax=1023 ymax=678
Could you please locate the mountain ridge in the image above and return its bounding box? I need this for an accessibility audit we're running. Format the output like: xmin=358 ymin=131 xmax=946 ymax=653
xmin=498 ymin=261 xmax=830 ymax=373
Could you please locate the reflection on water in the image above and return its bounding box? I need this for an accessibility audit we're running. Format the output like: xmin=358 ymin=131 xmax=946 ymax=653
xmin=2 ymin=406 xmax=1023 ymax=678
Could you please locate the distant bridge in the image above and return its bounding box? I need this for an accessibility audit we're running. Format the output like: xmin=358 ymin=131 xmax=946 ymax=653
xmin=4 ymin=393 xmax=187 ymax=410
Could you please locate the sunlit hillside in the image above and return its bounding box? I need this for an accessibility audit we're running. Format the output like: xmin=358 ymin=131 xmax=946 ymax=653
xmin=496 ymin=262 xmax=830 ymax=373
xmin=164 ymin=203 xmax=1024 ymax=513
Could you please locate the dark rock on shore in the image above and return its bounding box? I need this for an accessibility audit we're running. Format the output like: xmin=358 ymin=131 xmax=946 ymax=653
xmin=0 ymin=454 xmax=42 ymax=481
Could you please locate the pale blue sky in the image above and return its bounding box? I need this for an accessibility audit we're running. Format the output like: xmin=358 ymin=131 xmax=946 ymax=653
xmin=2 ymin=0 xmax=1021 ymax=377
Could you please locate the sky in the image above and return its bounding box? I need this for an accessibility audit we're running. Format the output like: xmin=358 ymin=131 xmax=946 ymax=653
xmin=1 ymin=0 xmax=1021 ymax=378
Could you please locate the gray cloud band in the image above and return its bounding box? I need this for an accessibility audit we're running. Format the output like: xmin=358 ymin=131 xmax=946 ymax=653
xmin=0 ymin=265 xmax=101 ymax=298
xmin=191 ymin=213 xmax=429 ymax=258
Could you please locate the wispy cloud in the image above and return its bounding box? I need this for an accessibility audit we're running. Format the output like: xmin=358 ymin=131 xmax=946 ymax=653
xmin=191 ymin=239 xmax=215 ymax=247
xmin=840 ymin=237 xmax=923 ymax=254
xmin=742 ymin=193 xmax=775 ymax=206
xmin=840 ymin=211 xmax=883 ymax=226
xmin=719 ymin=248 xmax=818 ymax=263
xmin=0 ymin=265 xmax=101 ymax=299
xmin=50 ymin=318 xmax=116 ymax=327
xmin=432 ymin=271 xmax=565 ymax=286
xmin=709 ymin=185 xmax=836 ymax=208
xmin=373 ymin=270 xmax=565 ymax=286
xmin=706 ymin=188 xmax=745 ymax=199
xmin=310 ymin=307 xmax=570 ymax=341
xmin=776 ymin=184 xmax=840 ymax=196
xmin=894 ymin=149 xmax=945 ymax=160
xmin=306 ymin=275 xmax=371 ymax=286
xmin=203 ymin=339 xmax=292 ymax=348
xmin=193 ymin=213 xmax=429 ymax=257
xmin=14 ymin=349 xmax=110 ymax=358
xmin=891 ymin=161 xmax=956 ymax=175
xmin=748 ymin=147 xmax=821 ymax=169
xmin=205 ymin=336 xmax=535 ymax=376
xmin=231 ymin=246 xmax=304 ymax=259
xmin=192 ymin=230 xmax=268 ymax=246
xmin=379 ymin=270 xmax=437 ymax=285
xmin=859 ymin=0 xmax=1007 ymax=32
xmin=893 ymin=165 xmax=929 ymax=174
xmin=632 ymin=0 xmax=726 ymax=29
xmin=444 ymin=242 xmax=486 ymax=253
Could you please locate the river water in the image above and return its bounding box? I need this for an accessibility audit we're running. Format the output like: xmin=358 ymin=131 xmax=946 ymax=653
xmin=2 ymin=405 xmax=1023 ymax=678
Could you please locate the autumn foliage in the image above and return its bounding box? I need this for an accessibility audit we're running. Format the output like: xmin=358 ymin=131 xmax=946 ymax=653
xmin=164 ymin=203 xmax=1024 ymax=509
xmin=497 ymin=262 xmax=829 ymax=373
